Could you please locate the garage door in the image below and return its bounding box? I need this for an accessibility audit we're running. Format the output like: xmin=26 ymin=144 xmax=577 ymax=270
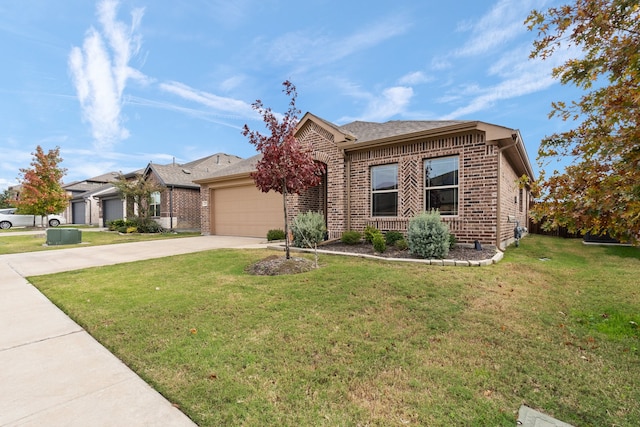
xmin=72 ymin=201 xmax=86 ymax=224
xmin=103 ymin=198 xmax=123 ymax=226
xmin=212 ymin=186 xmax=282 ymax=237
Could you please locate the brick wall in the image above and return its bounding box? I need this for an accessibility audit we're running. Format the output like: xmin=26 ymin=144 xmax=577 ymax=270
xmin=498 ymin=153 xmax=529 ymax=248
xmin=295 ymin=121 xmax=347 ymax=239
xmin=345 ymin=131 xmax=499 ymax=245
xmin=199 ymin=186 xmax=211 ymax=235
xmin=160 ymin=187 xmax=201 ymax=230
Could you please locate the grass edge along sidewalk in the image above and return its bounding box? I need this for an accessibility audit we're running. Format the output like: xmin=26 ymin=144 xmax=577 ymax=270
xmin=30 ymin=235 xmax=640 ymax=426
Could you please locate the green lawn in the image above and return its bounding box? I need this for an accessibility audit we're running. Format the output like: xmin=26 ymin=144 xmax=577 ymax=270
xmin=0 ymin=231 xmax=200 ymax=254
xmin=30 ymin=235 xmax=639 ymax=426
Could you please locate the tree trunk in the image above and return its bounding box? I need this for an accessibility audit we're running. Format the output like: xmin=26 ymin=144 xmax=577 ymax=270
xmin=283 ymin=181 xmax=290 ymax=259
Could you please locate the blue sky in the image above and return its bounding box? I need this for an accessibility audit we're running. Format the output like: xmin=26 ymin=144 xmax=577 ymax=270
xmin=0 ymin=0 xmax=579 ymax=191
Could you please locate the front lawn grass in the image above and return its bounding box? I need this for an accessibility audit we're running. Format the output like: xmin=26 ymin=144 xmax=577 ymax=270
xmin=0 ymin=231 xmax=200 ymax=254
xmin=30 ymin=235 xmax=640 ymax=426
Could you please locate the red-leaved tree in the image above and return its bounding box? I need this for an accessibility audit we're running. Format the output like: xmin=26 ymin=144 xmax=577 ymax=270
xmin=16 ymin=146 xmax=69 ymax=226
xmin=242 ymin=81 xmax=325 ymax=259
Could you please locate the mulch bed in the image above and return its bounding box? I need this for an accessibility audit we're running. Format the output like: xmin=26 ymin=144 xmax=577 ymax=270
xmin=316 ymin=240 xmax=497 ymax=261
xmin=247 ymin=241 xmax=497 ymax=276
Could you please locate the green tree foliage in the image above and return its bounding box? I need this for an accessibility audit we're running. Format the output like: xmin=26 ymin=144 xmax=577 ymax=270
xmin=526 ymin=0 xmax=640 ymax=243
xmin=16 ymin=146 xmax=69 ymax=226
xmin=0 ymin=189 xmax=14 ymax=208
xmin=112 ymin=173 xmax=163 ymax=219
xmin=291 ymin=211 xmax=326 ymax=268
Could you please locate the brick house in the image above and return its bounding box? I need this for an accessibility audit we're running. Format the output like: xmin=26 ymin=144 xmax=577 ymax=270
xmin=197 ymin=112 xmax=534 ymax=249
xmin=140 ymin=153 xmax=242 ymax=230
xmin=93 ymin=153 xmax=241 ymax=229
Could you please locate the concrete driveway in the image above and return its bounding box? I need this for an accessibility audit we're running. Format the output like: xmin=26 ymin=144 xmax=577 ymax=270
xmin=0 ymin=235 xmax=269 ymax=427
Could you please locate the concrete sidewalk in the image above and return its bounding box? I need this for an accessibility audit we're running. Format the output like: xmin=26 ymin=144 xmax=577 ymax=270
xmin=0 ymin=235 xmax=269 ymax=426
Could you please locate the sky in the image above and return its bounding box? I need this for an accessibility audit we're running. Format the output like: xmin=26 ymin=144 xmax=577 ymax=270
xmin=0 ymin=0 xmax=581 ymax=191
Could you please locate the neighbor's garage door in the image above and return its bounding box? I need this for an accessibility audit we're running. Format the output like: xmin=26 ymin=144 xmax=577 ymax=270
xmin=72 ymin=201 xmax=85 ymax=225
xmin=212 ymin=185 xmax=282 ymax=237
xmin=102 ymin=198 xmax=123 ymax=226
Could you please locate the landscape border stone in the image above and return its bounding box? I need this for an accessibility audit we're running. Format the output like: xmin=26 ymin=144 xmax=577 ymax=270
xmin=268 ymin=245 xmax=504 ymax=266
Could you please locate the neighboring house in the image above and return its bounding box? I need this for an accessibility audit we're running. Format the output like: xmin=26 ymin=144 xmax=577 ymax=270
xmin=197 ymin=113 xmax=534 ymax=249
xmin=135 ymin=153 xmax=242 ymax=230
xmin=63 ymin=172 xmax=119 ymax=225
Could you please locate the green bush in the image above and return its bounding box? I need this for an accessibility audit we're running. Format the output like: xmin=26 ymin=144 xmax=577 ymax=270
xmin=395 ymin=238 xmax=408 ymax=251
xmin=407 ymin=210 xmax=450 ymax=259
xmin=449 ymin=233 xmax=457 ymax=250
xmin=108 ymin=217 xmax=164 ymax=233
xmin=363 ymin=225 xmax=380 ymax=243
xmin=385 ymin=231 xmax=404 ymax=246
xmin=129 ymin=217 xmax=165 ymax=233
xmin=267 ymin=229 xmax=286 ymax=241
xmin=107 ymin=219 xmax=126 ymax=231
xmin=341 ymin=231 xmax=362 ymax=245
xmin=291 ymin=212 xmax=326 ymax=248
xmin=372 ymin=233 xmax=386 ymax=253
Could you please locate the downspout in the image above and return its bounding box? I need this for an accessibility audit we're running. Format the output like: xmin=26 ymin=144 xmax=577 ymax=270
xmin=496 ymin=136 xmax=518 ymax=249
xmin=169 ymin=186 xmax=174 ymax=231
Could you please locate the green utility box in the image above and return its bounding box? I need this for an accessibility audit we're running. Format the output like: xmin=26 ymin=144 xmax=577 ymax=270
xmin=46 ymin=228 xmax=82 ymax=246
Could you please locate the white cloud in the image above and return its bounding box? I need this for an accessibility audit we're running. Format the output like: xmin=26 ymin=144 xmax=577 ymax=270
xmin=69 ymin=0 xmax=148 ymax=150
xmin=398 ymin=71 xmax=432 ymax=85
xmin=454 ymin=0 xmax=536 ymax=57
xmin=339 ymin=86 xmax=414 ymax=123
xmin=159 ymin=81 xmax=257 ymax=120
xmin=266 ymin=15 xmax=411 ymax=70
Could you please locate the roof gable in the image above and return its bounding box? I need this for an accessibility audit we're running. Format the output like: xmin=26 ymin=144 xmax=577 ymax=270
xmin=147 ymin=153 xmax=243 ymax=187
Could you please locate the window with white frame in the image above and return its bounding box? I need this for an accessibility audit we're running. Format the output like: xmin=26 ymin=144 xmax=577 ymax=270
xmin=371 ymin=164 xmax=398 ymax=216
xmin=150 ymin=191 xmax=161 ymax=217
xmin=424 ymin=156 xmax=459 ymax=215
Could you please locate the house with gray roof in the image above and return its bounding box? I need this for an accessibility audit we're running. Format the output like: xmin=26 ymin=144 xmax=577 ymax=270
xmin=197 ymin=112 xmax=534 ymax=249
xmin=62 ymin=172 xmax=120 ymax=225
xmin=139 ymin=153 xmax=242 ymax=230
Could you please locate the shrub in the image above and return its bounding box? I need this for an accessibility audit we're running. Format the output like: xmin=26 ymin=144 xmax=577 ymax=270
xmin=129 ymin=217 xmax=165 ymax=233
xmin=107 ymin=219 xmax=126 ymax=231
xmin=372 ymin=233 xmax=386 ymax=253
xmin=291 ymin=212 xmax=326 ymax=248
xmin=449 ymin=233 xmax=457 ymax=250
xmin=126 ymin=226 xmax=137 ymax=234
xmin=407 ymin=210 xmax=450 ymax=259
xmin=363 ymin=225 xmax=380 ymax=243
xmin=385 ymin=231 xmax=404 ymax=246
xmin=267 ymin=229 xmax=286 ymax=241
xmin=341 ymin=231 xmax=362 ymax=245
xmin=395 ymin=238 xmax=408 ymax=251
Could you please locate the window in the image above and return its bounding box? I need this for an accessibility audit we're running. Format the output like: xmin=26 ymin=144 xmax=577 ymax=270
xmin=371 ymin=164 xmax=398 ymax=216
xmin=519 ymin=188 xmax=524 ymax=212
xmin=424 ymin=156 xmax=458 ymax=215
xmin=150 ymin=191 xmax=161 ymax=217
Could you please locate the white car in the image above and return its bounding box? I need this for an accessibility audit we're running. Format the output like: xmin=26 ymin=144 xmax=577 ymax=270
xmin=0 ymin=208 xmax=66 ymax=229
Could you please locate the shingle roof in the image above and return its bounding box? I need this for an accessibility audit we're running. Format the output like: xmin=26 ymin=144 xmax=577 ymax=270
xmin=150 ymin=153 xmax=242 ymax=187
xmin=339 ymin=120 xmax=471 ymax=144
xmin=197 ymin=154 xmax=261 ymax=180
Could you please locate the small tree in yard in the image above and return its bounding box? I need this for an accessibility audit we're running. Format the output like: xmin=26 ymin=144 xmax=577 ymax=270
xmin=112 ymin=173 xmax=163 ymax=219
xmin=291 ymin=211 xmax=326 ymax=268
xmin=16 ymin=146 xmax=69 ymax=226
xmin=243 ymin=81 xmax=326 ymax=259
